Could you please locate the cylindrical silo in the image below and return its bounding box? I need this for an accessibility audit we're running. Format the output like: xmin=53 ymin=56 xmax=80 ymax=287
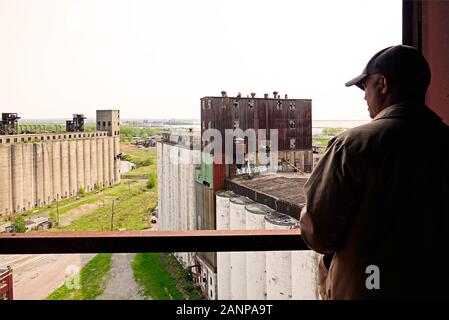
xmin=265 ymin=212 xmax=297 ymax=300
xmin=245 ymin=203 xmax=273 ymax=300
xmin=0 ymin=146 xmax=11 ymax=215
xmin=34 ymin=144 xmax=44 ymax=207
xmin=114 ymin=136 xmax=120 ymax=183
xmin=76 ymin=139 xmax=85 ymax=192
xmin=83 ymin=139 xmax=91 ymax=191
xmin=22 ymin=143 xmax=33 ymax=211
xmin=96 ymin=138 xmax=104 ymax=187
xmin=229 ymin=196 xmax=253 ymax=300
xmin=216 ymin=190 xmax=236 ymax=300
xmin=90 ymin=139 xmax=98 ymax=190
xmin=292 ymin=245 xmax=319 ymax=300
xmin=11 ymin=144 xmax=24 ymax=213
xmin=68 ymin=140 xmax=77 ymax=196
xmin=108 ymin=138 xmax=114 ymax=184
xmin=103 ymin=138 xmax=110 ymax=186
xmin=60 ymin=141 xmax=70 ymax=198
xmin=42 ymin=143 xmax=53 ymax=205
xmin=52 ymin=141 xmax=61 ymax=201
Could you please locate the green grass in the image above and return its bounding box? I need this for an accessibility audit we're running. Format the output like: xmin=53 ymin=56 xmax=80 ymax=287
xmin=120 ymin=144 xmax=157 ymax=179
xmin=46 ymin=253 xmax=112 ymax=300
xmin=59 ymin=183 xmax=156 ymax=231
xmin=132 ymin=253 xmax=203 ymax=300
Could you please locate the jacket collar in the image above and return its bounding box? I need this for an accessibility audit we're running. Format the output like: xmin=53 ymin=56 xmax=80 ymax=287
xmin=373 ymin=102 xmax=442 ymax=122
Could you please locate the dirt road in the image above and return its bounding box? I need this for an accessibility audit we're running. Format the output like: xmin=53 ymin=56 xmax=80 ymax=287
xmin=97 ymin=253 xmax=146 ymax=300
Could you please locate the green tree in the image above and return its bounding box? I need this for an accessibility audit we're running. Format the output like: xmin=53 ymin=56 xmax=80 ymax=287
xmin=13 ymin=216 xmax=27 ymax=233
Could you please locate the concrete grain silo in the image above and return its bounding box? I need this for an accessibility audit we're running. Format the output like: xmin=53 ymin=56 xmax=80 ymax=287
xmin=11 ymin=144 xmax=24 ymax=213
xmin=114 ymin=136 xmax=120 ymax=183
xmin=76 ymin=139 xmax=85 ymax=191
xmin=216 ymin=190 xmax=236 ymax=300
xmin=51 ymin=141 xmax=62 ymax=201
xmin=108 ymin=137 xmax=114 ymax=184
xmin=0 ymin=146 xmax=11 ymax=215
xmin=96 ymin=138 xmax=104 ymax=187
xmin=103 ymin=138 xmax=110 ymax=186
xmin=42 ymin=143 xmax=53 ymax=205
xmin=34 ymin=144 xmax=44 ymax=207
xmin=265 ymin=212 xmax=297 ymax=300
xmin=291 ymin=248 xmax=320 ymax=300
xmin=83 ymin=139 xmax=91 ymax=191
xmin=68 ymin=140 xmax=77 ymax=196
xmin=229 ymin=196 xmax=253 ymax=300
xmin=90 ymin=139 xmax=98 ymax=189
xmin=61 ymin=141 xmax=70 ymax=198
xmin=22 ymin=143 xmax=34 ymax=210
xmin=245 ymin=203 xmax=273 ymax=300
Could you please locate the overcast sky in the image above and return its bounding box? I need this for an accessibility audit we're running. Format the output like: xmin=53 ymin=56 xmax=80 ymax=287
xmin=0 ymin=0 xmax=402 ymax=120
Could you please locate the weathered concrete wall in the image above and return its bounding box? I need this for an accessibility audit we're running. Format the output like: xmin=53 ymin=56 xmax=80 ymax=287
xmin=0 ymin=136 xmax=119 ymax=216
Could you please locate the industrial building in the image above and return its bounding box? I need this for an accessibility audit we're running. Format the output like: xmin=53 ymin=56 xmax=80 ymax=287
xmin=157 ymin=92 xmax=319 ymax=299
xmin=0 ymin=110 xmax=121 ymax=216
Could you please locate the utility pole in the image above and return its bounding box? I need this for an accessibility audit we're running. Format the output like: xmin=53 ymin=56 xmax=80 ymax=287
xmin=110 ymin=199 xmax=115 ymax=231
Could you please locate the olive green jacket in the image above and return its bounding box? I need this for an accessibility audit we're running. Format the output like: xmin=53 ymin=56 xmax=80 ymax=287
xmin=300 ymin=102 xmax=449 ymax=299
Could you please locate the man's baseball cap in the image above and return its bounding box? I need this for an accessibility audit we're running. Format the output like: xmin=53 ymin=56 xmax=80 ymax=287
xmin=345 ymin=45 xmax=431 ymax=90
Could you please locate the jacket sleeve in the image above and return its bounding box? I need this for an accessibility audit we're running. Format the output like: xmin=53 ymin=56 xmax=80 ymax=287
xmin=299 ymin=137 xmax=361 ymax=254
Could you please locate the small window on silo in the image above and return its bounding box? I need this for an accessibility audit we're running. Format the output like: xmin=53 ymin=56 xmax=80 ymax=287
xmin=21 ymin=138 xmax=24 ymax=142
xmin=103 ymin=121 xmax=106 ymax=126
xmin=0 ymin=139 xmax=2 ymax=143
xmin=6 ymin=138 xmax=10 ymax=143
xmin=14 ymin=138 xmax=17 ymax=142
xmin=108 ymin=121 xmax=111 ymax=126
xmin=97 ymin=121 xmax=101 ymax=126
xmin=28 ymin=138 xmax=31 ymax=142
xmin=47 ymin=136 xmax=50 ymax=140
xmin=289 ymin=102 xmax=296 ymax=109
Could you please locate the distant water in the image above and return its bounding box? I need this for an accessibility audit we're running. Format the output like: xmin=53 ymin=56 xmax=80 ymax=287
xmin=312 ymin=120 xmax=370 ymax=129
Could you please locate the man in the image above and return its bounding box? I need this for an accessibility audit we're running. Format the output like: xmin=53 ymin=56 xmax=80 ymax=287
xmin=299 ymin=45 xmax=449 ymax=299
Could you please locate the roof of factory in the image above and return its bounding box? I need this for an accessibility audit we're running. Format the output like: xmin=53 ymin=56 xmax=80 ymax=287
xmin=227 ymin=172 xmax=310 ymax=219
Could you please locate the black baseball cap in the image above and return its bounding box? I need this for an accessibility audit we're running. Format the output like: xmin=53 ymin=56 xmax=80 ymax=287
xmin=345 ymin=45 xmax=431 ymax=90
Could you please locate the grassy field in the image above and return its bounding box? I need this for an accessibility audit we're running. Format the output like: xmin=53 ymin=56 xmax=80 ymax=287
xmin=56 ymin=181 xmax=156 ymax=231
xmin=132 ymin=253 xmax=203 ymax=300
xmin=120 ymin=144 xmax=157 ymax=179
xmin=46 ymin=253 xmax=112 ymax=300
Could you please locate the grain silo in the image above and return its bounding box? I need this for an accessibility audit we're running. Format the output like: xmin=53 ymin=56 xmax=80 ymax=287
xmin=245 ymin=203 xmax=273 ymax=300
xmin=216 ymin=190 xmax=236 ymax=300
xmin=265 ymin=212 xmax=297 ymax=300
xmin=229 ymin=196 xmax=253 ymax=300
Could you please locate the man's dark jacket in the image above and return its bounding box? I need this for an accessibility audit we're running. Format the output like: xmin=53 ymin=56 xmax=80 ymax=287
xmin=300 ymin=102 xmax=449 ymax=299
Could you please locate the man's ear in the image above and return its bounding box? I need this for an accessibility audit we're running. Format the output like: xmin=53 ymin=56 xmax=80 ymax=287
xmin=378 ymin=75 xmax=388 ymax=94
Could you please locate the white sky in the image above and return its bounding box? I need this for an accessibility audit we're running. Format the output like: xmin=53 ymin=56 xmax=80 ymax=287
xmin=0 ymin=0 xmax=402 ymax=120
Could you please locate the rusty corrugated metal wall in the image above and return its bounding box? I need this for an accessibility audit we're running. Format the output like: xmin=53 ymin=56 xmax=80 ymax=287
xmin=403 ymin=0 xmax=449 ymax=124
xmin=200 ymin=95 xmax=312 ymax=152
